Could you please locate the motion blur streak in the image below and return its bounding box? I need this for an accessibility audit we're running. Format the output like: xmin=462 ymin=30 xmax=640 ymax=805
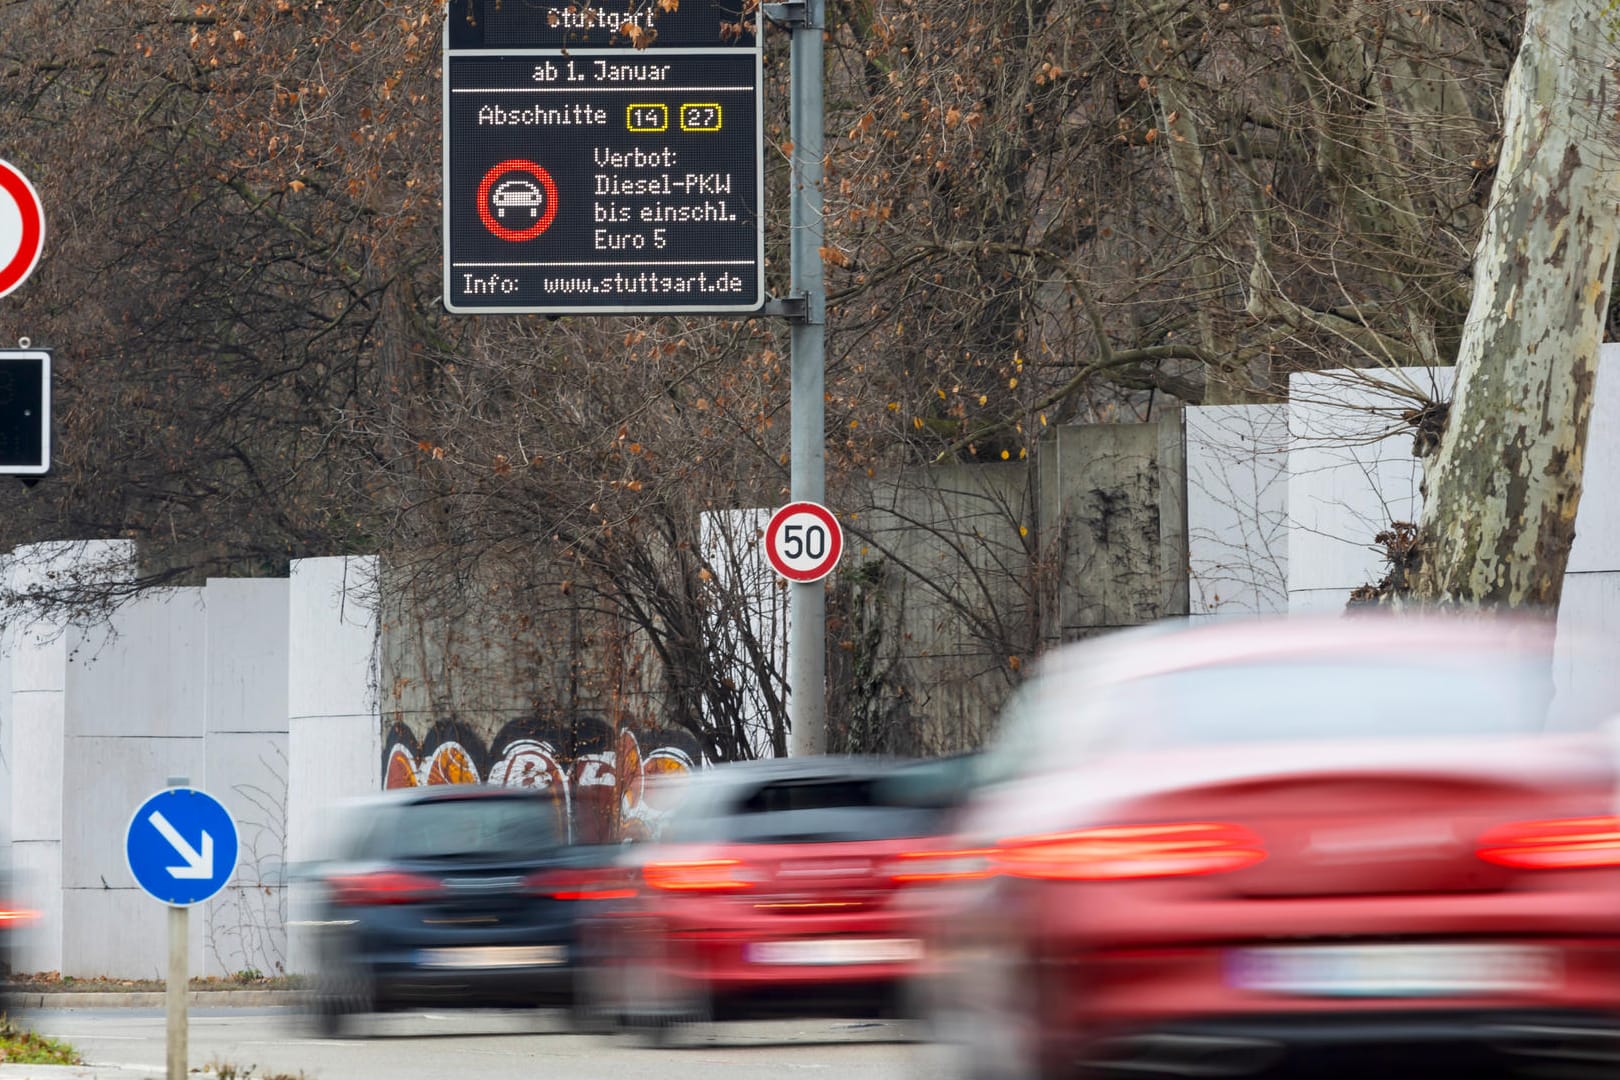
xmin=994 ymin=822 xmax=1267 ymax=880
xmin=641 ymin=859 xmax=753 ymax=892
xmin=1476 ymin=816 xmax=1620 ymax=869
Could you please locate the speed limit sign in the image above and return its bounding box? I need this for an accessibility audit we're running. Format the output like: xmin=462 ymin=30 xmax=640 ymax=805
xmin=0 ymin=159 xmax=44 ymax=300
xmin=764 ymin=501 xmax=844 ymax=583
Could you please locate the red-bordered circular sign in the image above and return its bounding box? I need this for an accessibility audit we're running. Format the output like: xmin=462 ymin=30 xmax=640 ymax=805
xmin=477 ymin=160 xmax=559 ymax=243
xmin=0 ymin=159 xmax=45 ymax=299
xmin=764 ymin=501 xmax=844 ymax=583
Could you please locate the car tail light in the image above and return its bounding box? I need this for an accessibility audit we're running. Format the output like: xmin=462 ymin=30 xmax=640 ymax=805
xmin=1477 ymin=816 xmax=1620 ymax=869
xmin=888 ymin=849 xmax=996 ymax=883
xmin=0 ymin=906 xmax=38 ymax=925
xmin=993 ymin=822 xmax=1266 ymax=880
xmin=642 ymin=859 xmax=753 ymax=892
xmin=328 ymin=871 xmax=444 ymax=906
xmin=525 ymin=869 xmax=637 ymax=901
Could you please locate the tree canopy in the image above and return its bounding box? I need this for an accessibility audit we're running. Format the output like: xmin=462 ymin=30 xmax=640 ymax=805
xmin=0 ymin=0 xmax=1569 ymax=751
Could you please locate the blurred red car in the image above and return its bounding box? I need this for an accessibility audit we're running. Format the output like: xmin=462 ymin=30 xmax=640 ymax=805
xmin=580 ymin=755 xmax=973 ymax=1041
xmin=919 ymin=614 xmax=1620 ymax=1079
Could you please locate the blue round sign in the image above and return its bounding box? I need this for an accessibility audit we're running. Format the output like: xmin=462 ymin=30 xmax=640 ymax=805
xmin=125 ymin=787 xmax=239 ymax=907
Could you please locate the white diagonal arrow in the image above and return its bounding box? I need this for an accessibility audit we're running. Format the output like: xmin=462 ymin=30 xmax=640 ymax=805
xmin=148 ymin=811 xmax=214 ymax=880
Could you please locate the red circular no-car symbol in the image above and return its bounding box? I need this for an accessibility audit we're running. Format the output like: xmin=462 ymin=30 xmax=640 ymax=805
xmin=764 ymin=501 xmax=844 ymax=583
xmin=478 ymin=160 xmax=559 ymax=242
xmin=0 ymin=159 xmax=45 ymax=299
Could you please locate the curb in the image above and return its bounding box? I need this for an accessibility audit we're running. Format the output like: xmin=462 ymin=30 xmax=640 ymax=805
xmin=12 ymin=990 xmax=303 ymax=1009
xmin=0 ymin=1067 xmax=157 ymax=1078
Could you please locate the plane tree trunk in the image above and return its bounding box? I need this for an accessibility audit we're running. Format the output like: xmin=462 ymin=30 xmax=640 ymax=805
xmin=1410 ymin=0 xmax=1620 ymax=608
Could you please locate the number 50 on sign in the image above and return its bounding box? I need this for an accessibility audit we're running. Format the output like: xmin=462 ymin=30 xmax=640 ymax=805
xmin=764 ymin=501 xmax=843 ymax=583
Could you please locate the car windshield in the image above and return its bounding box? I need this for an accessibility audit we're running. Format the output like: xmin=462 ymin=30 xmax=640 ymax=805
xmin=383 ymin=796 xmax=561 ymax=861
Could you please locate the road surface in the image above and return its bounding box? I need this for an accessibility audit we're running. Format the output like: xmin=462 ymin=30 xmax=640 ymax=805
xmin=22 ymin=1008 xmax=917 ymax=1080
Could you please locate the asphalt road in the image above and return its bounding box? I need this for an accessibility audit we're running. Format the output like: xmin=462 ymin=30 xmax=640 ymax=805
xmin=21 ymin=1008 xmax=918 ymax=1080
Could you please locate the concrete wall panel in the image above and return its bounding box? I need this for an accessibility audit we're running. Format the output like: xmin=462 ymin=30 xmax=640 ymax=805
xmin=1185 ymin=405 xmax=1289 ymax=616
xmin=287 ymin=556 xmax=379 ymax=974
xmin=61 ymin=736 xmax=206 ymax=892
xmin=11 ymin=839 xmax=60 ymax=973
xmin=204 ymin=732 xmax=288 ymax=889
xmin=1286 ymin=370 xmax=1454 ymax=597
xmin=289 ymin=557 xmax=378 ymax=722
xmin=1567 ymin=352 xmax=1620 ymax=573
xmin=9 ymin=631 xmax=64 ymax=696
xmin=62 ymin=888 xmax=206 ymax=980
xmin=65 ymin=589 xmax=207 ymax=740
xmin=11 ymin=692 xmax=64 ymax=844
xmin=206 ymin=578 xmax=290 ymax=734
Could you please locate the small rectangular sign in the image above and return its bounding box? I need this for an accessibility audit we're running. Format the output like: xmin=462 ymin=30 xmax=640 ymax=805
xmin=446 ymin=0 xmax=757 ymax=50
xmin=0 ymin=349 xmax=50 ymax=476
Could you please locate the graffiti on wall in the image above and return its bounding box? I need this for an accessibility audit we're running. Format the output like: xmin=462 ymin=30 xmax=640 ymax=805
xmin=383 ymin=716 xmax=701 ymax=842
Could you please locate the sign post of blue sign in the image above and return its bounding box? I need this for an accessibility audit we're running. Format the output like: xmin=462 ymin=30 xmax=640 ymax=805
xmin=126 ymin=787 xmax=239 ymax=907
xmin=127 ymin=784 xmax=238 ymax=1080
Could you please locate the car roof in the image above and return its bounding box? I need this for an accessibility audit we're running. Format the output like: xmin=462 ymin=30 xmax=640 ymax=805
xmin=1032 ymin=611 xmax=1562 ymax=688
xmin=693 ymin=754 xmax=907 ymax=785
xmin=337 ymin=784 xmax=557 ymax=811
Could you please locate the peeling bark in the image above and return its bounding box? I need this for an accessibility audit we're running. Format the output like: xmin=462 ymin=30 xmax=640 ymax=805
xmin=1411 ymin=0 xmax=1620 ymax=608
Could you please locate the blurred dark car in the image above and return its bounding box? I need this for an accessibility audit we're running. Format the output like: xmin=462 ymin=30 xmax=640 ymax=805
xmin=580 ymin=754 xmax=975 ymax=1041
xmin=305 ymin=785 xmax=624 ymax=1034
xmin=920 ymin=614 xmax=1620 ymax=1080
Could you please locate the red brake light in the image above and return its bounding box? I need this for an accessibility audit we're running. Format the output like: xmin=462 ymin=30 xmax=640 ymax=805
xmin=1477 ymin=816 xmax=1620 ymax=869
xmin=889 ymin=850 xmax=995 ymax=884
xmin=524 ymin=869 xmax=637 ymax=901
xmin=0 ymin=907 xmax=38 ymax=925
xmin=642 ymin=859 xmax=752 ymax=892
xmin=328 ymin=871 xmax=443 ymax=906
xmin=994 ymin=823 xmax=1266 ymax=881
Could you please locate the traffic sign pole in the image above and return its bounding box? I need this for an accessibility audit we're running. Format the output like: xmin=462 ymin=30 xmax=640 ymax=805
xmin=167 ymin=903 xmax=187 ymax=1080
xmin=785 ymin=0 xmax=827 ymax=757
xmin=126 ymin=781 xmax=238 ymax=1080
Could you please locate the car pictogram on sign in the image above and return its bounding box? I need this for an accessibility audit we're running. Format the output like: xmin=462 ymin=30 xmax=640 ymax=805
xmin=477 ymin=160 xmax=559 ymax=242
xmin=493 ymin=179 xmax=544 ymax=219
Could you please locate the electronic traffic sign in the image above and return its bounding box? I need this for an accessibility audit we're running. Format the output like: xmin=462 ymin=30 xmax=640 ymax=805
xmin=0 ymin=349 xmax=49 ymax=475
xmin=443 ymin=0 xmax=763 ymax=315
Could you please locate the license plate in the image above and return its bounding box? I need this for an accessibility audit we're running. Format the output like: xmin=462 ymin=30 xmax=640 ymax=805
xmin=1227 ymin=944 xmax=1558 ymax=998
xmin=415 ymin=945 xmax=568 ymax=969
xmin=746 ymin=938 xmax=923 ymax=966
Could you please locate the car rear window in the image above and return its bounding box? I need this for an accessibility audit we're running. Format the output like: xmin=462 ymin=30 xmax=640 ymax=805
xmin=987 ymin=646 xmax=1620 ymax=773
xmin=669 ymin=771 xmax=952 ymax=844
xmin=382 ymin=796 xmax=562 ymax=861
xmin=1107 ymin=655 xmax=1610 ymax=748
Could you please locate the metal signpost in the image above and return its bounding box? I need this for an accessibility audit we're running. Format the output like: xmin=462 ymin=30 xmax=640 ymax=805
xmin=442 ymin=0 xmax=764 ymax=314
xmin=126 ymin=783 xmax=239 ymax=1080
xmin=773 ymin=0 xmax=828 ymax=756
